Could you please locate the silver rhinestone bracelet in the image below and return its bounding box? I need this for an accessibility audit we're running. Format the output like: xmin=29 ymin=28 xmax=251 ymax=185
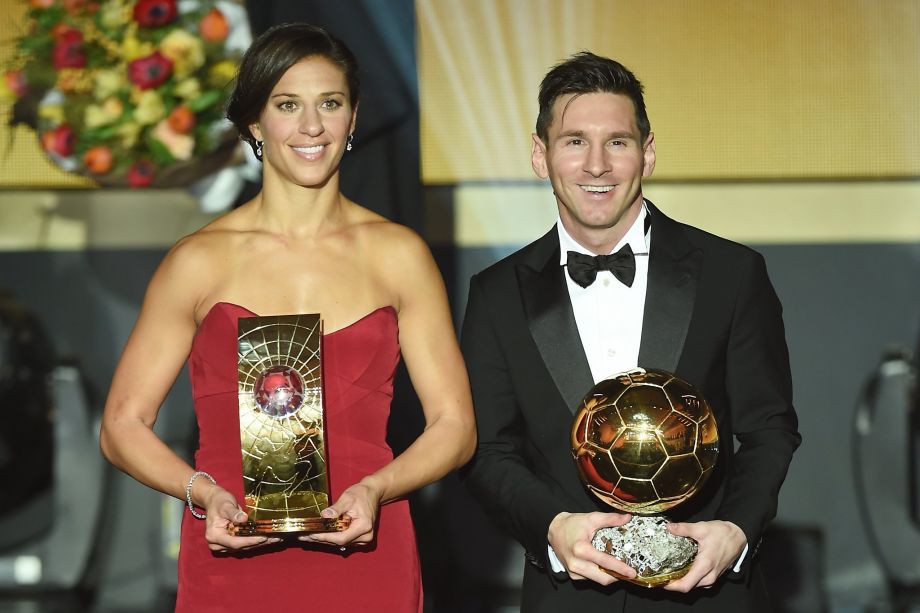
xmin=185 ymin=470 xmax=216 ymax=519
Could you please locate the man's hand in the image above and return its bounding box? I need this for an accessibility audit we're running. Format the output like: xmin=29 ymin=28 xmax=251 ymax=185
xmin=663 ymin=520 xmax=747 ymax=592
xmin=547 ymin=511 xmax=637 ymax=585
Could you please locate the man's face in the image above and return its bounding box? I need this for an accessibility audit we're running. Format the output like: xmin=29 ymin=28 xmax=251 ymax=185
xmin=532 ymin=92 xmax=655 ymax=245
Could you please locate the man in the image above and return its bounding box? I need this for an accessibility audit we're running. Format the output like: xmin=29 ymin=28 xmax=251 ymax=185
xmin=461 ymin=52 xmax=800 ymax=611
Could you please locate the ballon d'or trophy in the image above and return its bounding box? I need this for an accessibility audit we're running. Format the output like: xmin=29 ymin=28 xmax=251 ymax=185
xmin=570 ymin=368 xmax=719 ymax=587
xmin=231 ymin=314 xmax=350 ymax=536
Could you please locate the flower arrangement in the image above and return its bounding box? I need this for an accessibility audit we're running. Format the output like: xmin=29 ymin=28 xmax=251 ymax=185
xmin=1 ymin=0 xmax=243 ymax=187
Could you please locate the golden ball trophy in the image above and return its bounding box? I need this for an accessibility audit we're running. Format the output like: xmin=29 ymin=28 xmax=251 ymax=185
xmin=571 ymin=368 xmax=719 ymax=586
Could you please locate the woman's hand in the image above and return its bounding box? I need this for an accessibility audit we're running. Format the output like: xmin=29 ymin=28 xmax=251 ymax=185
xmin=300 ymin=480 xmax=382 ymax=548
xmin=201 ymin=486 xmax=278 ymax=552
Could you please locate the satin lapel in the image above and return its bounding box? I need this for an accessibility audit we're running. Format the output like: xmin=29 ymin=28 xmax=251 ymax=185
xmin=638 ymin=202 xmax=702 ymax=372
xmin=517 ymin=227 xmax=594 ymax=415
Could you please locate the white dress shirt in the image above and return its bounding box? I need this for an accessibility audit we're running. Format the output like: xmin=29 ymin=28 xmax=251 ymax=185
xmin=559 ymin=204 xmax=650 ymax=385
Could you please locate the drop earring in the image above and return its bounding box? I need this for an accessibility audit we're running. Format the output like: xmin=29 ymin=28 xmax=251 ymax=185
xmin=255 ymin=140 xmax=263 ymax=158
xmin=346 ymin=134 xmax=354 ymax=151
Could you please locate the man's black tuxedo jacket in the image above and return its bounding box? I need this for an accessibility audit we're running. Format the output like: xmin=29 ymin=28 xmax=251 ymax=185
xmin=460 ymin=203 xmax=800 ymax=612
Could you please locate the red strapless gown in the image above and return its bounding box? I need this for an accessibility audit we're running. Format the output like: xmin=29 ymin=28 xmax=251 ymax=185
xmin=177 ymin=302 xmax=422 ymax=612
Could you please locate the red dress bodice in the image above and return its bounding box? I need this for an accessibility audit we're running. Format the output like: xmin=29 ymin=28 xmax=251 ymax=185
xmin=176 ymin=302 xmax=421 ymax=612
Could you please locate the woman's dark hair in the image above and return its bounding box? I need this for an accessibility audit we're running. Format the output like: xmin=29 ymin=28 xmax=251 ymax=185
xmin=226 ymin=23 xmax=360 ymax=159
xmin=535 ymin=51 xmax=650 ymax=144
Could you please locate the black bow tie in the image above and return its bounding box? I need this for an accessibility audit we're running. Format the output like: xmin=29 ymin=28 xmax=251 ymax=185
xmin=566 ymin=244 xmax=636 ymax=288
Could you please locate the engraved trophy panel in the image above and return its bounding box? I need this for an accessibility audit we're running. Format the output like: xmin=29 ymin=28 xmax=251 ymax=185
xmin=571 ymin=368 xmax=719 ymax=587
xmin=232 ymin=313 xmax=349 ymax=536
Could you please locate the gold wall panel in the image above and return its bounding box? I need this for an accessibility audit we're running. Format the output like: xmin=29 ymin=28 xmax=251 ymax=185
xmin=418 ymin=0 xmax=920 ymax=182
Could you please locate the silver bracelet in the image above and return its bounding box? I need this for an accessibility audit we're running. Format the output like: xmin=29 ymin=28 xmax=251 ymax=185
xmin=186 ymin=470 xmax=216 ymax=519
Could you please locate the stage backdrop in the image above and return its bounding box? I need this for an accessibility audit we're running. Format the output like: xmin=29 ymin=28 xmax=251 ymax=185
xmin=419 ymin=0 xmax=920 ymax=182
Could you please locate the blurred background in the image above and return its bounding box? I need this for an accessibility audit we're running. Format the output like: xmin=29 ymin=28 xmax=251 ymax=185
xmin=0 ymin=0 xmax=918 ymax=611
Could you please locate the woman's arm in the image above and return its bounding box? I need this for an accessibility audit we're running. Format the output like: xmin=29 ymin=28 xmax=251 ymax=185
xmin=99 ymin=238 xmax=268 ymax=551
xmin=309 ymin=226 xmax=476 ymax=546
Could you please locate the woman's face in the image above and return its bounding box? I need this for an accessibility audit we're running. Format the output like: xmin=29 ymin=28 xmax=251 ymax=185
xmin=250 ymin=55 xmax=356 ymax=189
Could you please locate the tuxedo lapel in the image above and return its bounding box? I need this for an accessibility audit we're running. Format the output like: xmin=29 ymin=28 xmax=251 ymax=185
xmin=638 ymin=202 xmax=702 ymax=372
xmin=517 ymin=227 xmax=594 ymax=415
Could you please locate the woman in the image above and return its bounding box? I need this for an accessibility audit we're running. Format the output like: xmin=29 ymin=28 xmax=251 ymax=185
xmin=100 ymin=23 xmax=475 ymax=612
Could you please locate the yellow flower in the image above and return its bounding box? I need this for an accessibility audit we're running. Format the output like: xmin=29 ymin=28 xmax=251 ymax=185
xmin=100 ymin=1 xmax=132 ymax=29
xmin=85 ymin=105 xmax=108 ymax=129
xmin=208 ymin=60 xmax=238 ymax=89
xmin=133 ymin=90 xmax=166 ymax=125
xmin=121 ymin=36 xmax=155 ymax=62
xmin=152 ymin=119 xmax=195 ymax=161
xmin=93 ymin=69 xmax=126 ymax=100
xmin=56 ymin=68 xmax=93 ymax=94
xmin=117 ymin=121 xmax=141 ymax=148
xmin=174 ymin=78 xmax=201 ymax=101
xmin=159 ymin=30 xmax=205 ymax=79
xmin=84 ymin=97 xmax=124 ymax=128
xmin=38 ymin=103 xmax=65 ymax=124
xmin=104 ymin=97 xmax=124 ymax=117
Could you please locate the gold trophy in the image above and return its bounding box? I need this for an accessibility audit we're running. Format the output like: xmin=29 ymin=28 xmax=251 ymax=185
xmin=231 ymin=313 xmax=350 ymax=536
xmin=570 ymin=368 xmax=719 ymax=587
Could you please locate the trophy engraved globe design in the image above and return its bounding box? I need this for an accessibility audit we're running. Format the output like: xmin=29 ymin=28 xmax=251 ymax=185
xmin=231 ymin=313 xmax=350 ymax=536
xmin=570 ymin=368 xmax=719 ymax=587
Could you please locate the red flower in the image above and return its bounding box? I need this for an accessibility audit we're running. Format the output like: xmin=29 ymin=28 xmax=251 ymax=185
xmin=41 ymin=125 xmax=75 ymax=157
xmin=127 ymin=52 xmax=173 ymax=90
xmin=128 ymin=160 xmax=156 ymax=187
xmin=133 ymin=0 xmax=178 ymax=28
xmin=51 ymin=28 xmax=86 ymax=70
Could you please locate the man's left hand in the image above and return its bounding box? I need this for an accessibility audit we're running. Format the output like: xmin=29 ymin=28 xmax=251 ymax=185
xmin=662 ymin=520 xmax=746 ymax=592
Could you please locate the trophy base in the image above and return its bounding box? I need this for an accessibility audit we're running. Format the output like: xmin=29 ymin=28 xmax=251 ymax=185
xmin=230 ymin=515 xmax=351 ymax=536
xmin=601 ymin=566 xmax=692 ymax=588
xmin=593 ymin=516 xmax=697 ymax=588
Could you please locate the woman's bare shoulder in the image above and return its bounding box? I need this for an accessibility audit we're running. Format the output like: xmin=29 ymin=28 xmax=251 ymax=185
xmin=342 ymin=201 xmax=414 ymax=242
xmin=167 ymin=225 xmax=226 ymax=268
xmin=346 ymin=215 xmax=435 ymax=297
xmin=153 ymin=211 xmax=251 ymax=295
xmin=349 ymin=210 xmax=428 ymax=261
xmin=170 ymin=207 xmax=252 ymax=260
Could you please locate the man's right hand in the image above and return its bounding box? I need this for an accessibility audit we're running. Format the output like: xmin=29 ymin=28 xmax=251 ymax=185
xmin=547 ymin=511 xmax=637 ymax=585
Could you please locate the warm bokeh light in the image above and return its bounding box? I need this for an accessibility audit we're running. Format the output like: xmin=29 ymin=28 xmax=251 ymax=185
xmin=419 ymin=0 xmax=920 ymax=183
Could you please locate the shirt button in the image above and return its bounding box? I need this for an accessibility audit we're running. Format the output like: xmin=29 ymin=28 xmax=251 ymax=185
xmin=603 ymin=279 xmax=610 ymax=287
xmin=607 ymin=348 xmax=616 ymax=357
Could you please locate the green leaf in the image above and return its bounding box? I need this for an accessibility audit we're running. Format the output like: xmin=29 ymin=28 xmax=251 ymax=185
xmin=81 ymin=124 xmax=121 ymax=141
xmin=146 ymin=137 xmax=175 ymax=165
xmin=187 ymin=89 xmax=222 ymax=113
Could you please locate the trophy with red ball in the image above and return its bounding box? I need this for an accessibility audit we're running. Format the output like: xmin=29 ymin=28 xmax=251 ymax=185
xmin=232 ymin=314 xmax=349 ymax=536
